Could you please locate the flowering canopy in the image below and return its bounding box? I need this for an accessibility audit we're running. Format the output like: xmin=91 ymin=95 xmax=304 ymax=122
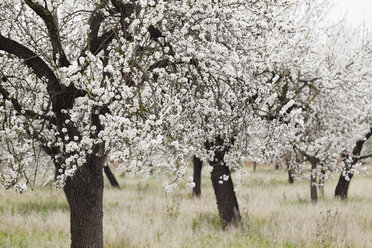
xmin=0 ymin=0 xmax=371 ymax=192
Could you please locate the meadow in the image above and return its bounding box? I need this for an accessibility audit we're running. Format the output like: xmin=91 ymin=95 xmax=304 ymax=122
xmin=1 ymin=164 xmax=372 ymax=248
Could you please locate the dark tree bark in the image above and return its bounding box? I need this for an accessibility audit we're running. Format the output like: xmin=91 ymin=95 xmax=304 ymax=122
xmin=335 ymin=171 xmax=352 ymax=200
xmin=335 ymin=127 xmax=372 ymax=199
xmin=64 ymin=154 xmax=104 ymax=248
xmin=274 ymin=162 xmax=280 ymax=170
xmin=192 ymin=155 xmax=202 ymax=197
xmin=318 ymin=168 xmax=325 ymax=198
xmin=253 ymin=161 xmax=257 ymax=172
xmin=285 ymin=156 xmax=294 ymax=184
xmin=335 ymin=152 xmax=354 ymax=200
xmin=104 ymin=165 xmax=120 ymax=188
xmin=308 ymin=156 xmax=318 ymax=203
xmin=288 ymin=169 xmax=294 ymax=184
xmin=206 ymin=137 xmax=241 ymax=227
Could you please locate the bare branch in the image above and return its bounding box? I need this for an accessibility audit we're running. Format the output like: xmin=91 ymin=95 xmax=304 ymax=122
xmin=0 ymin=79 xmax=56 ymax=124
xmin=0 ymin=33 xmax=61 ymax=96
xmin=358 ymin=153 xmax=372 ymax=160
xmin=90 ymin=29 xmax=116 ymax=55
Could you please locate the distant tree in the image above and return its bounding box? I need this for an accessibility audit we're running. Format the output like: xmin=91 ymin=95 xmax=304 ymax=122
xmin=282 ymin=21 xmax=372 ymax=202
xmin=285 ymin=156 xmax=295 ymax=184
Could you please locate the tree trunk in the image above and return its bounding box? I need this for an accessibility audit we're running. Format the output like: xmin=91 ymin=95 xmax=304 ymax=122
xmin=288 ymin=169 xmax=294 ymax=184
xmin=104 ymin=165 xmax=120 ymax=188
xmin=192 ymin=155 xmax=202 ymax=197
xmin=335 ymin=153 xmax=354 ymax=200
xmin=207 ymin=137 xmax=241 ymax=227
xmin=210 ymin=162 xmax=241 ymax=227
xmin=318 ymin=169 xmax=325 ymax=198
xmin=64 ymin=154 xmax=104 ymax=248
xmin=275 ymin=162 xmax=280 ymax=170
xmin=285 ymin=157 xmax=294 ymax=184
xmin=253 ymin=161 xmax=257 ymax=172
xmin=335 ymin=172 xmax=353 ymax=200
xmin=335 ymin=128 xmax=372 ymax=199
xmin=309 ymin=157 xmax=318 ymax=203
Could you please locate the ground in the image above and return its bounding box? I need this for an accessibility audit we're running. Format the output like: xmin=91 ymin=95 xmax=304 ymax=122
xmin=1 ymin=164 xmax=372 ymax=248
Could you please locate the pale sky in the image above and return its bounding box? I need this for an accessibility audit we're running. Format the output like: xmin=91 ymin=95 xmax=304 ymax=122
xmin=329 ymin=0 xmax=372 ymax=27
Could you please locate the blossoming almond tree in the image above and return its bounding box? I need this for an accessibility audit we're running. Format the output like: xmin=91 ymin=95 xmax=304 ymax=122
xmin=143 ymin=0 xmax=339 ymax=224
xmin=281 ymin=20 xmax=372 ymax=202
xmin=0 ymin=0 xmax=164 ymax=246
xmin=331 ymin=26 xmax=372 ymax=200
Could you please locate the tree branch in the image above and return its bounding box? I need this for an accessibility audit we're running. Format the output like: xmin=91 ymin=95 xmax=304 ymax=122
xmin=110 ymin=0 xmax=135 ymax=19
xmin=90 ymin=29 xmax=116 ymax=55
xmin=0 ymin=81 xmax=56 ymax=124
xmin=0 ymin=33 xmax=62 ymax=97
xmin=89 ymin=10 xmax=105 ymax=45
xmin=25 ymin=0 xmax=70 ymax=67
xmin=0 ymin=34 xmax=86 ymax=112
xmin=359 ymin=153 xmax=372 ymax=160
xmin=84 ymin=5 xmax=120 ymax=56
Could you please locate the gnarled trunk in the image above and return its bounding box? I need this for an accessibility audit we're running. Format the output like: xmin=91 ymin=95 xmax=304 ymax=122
xmin=335 ymin=153 xmax=355 ymax=200
xmin=64 ymin=154 xmax=104 ymax=248
xmin=104 ymin=165 xmax=120 ymax=188
xmin=192 ymin=155 xmax=202 ymax=197
xmin=335 ymin=172 xmax=353 ymax=200
xmin=207 ymin=137 xmax=241 ymax=227
xmin=335 ymin=128 xmax=372 ymax=199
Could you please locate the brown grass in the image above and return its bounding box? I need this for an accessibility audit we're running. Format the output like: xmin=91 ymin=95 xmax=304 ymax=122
xmin=1 ymin=165 xmax=372 ymax=247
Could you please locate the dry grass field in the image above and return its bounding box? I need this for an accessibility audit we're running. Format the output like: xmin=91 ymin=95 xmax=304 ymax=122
xmin=1 ymin=165 xmax=372 ymax=248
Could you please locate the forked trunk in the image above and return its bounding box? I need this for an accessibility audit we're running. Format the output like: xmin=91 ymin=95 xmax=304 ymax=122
xmin=104 ymin=165 xmax=120 ymax=188
xmin=64 ymin=154 xmax=104 ymax=248
xmin=335 ymin=172 xmax=353 ymax=200
xmin=335 ymin=128 xmax=372 ymax=199
xmin=192 ymin=155 xmax=202 ymax=197
xmin=335 ymin=154 xmax=355 ymax=200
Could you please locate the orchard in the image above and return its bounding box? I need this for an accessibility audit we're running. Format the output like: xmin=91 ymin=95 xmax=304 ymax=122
xmin=1 ymin=0 xmax=372 ymax=247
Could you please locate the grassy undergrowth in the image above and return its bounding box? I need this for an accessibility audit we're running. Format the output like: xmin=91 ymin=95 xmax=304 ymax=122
xmin=1 ymin=165 xmax=372 ymax=247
